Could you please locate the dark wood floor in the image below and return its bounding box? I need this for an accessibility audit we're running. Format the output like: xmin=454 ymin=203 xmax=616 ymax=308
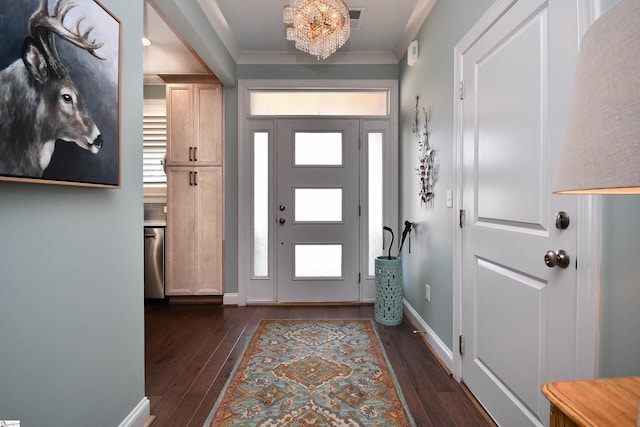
xmin=144 ymin=302 xmax=495 ymax=426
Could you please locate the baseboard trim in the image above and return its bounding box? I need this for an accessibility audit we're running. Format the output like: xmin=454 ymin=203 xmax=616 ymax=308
xmin=223 ymin=293 xmax=239 ymax=306
xmin=119 ymin=397 xmax=151 ymax=427
xmin=403 ymin=299 xmax=454 ymax=373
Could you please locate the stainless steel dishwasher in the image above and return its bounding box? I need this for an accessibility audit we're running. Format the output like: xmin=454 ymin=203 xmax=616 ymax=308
xmin=144 ymin=227 xmax=165 ymax=299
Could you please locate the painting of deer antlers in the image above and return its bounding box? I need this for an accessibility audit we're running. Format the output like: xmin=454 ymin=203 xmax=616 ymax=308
xmin=0 ymin=0 xmax=120 ymax=187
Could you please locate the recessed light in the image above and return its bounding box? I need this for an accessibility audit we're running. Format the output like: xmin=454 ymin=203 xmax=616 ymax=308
xmin=142 ymin=37 xmax=151 ymax=47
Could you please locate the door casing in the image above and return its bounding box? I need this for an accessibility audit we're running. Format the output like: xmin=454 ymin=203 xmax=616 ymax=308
xmin=236 ymin=80 xmax=398 ymax=306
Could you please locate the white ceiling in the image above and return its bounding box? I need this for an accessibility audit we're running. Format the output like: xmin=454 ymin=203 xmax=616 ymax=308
xmin=143 ymin=0 xmax=435 ymax=81
xmin=143 ymin=2 xmax=210 ymax=79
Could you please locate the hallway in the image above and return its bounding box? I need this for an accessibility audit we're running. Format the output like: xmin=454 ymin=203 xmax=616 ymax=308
xmin=144 ymin=303 xmax=494 ymax=426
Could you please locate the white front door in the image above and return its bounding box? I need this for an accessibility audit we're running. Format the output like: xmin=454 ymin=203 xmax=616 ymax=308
xmin=459 ymin=1 xmax=580 ymax=425
xmin=275 ymin=119 xmax=360 ymax=302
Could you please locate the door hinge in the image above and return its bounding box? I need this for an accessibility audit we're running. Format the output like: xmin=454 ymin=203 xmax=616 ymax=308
xmin=359 ymin=205 xmax=362 ymax=216
xmin=358 ymin=272 xmax=361 ymax=283
xmin=459 ymin=209 xmax=465 ymax=228
xmin=459 ymin=335 xmax=464 ymax=355
xmin=459 ymin=80 xmax=465 ymax=100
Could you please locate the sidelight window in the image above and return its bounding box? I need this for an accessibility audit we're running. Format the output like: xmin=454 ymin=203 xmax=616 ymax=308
xmin=368 ymin=132 xmax=383 ymax=276
xmin=253 ymin=131 xmax=269 ymax=277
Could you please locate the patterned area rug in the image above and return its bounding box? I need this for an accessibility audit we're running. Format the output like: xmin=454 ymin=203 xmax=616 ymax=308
xmin=204 ymin=319 xmax=416 ymax=426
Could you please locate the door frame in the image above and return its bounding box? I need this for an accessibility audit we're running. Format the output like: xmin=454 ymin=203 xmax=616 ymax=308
xmin=236 ymin=79 xmax=399 ymax=306
xmin=452 ymin=0 xmax=600 ymax=382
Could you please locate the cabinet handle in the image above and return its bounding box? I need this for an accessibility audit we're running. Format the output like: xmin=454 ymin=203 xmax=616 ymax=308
xmin=189 ymin=171 xmax=193 ymax=186
xmin=189 ymin=147 xmax=193 ymax=161
xmin=194 ymin=171 xmax=198 ymax=186
xmin=193 ymin=147 xmax=198 ymax=162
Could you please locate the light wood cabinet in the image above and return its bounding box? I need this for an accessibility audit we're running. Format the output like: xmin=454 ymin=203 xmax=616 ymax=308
xmin=165 ymin=168 xmax=223 ymax=295
xmin=162 ymin=75 xmax=224 ymax=296
xmin=165 ymin=81 xmax=223 ymax=166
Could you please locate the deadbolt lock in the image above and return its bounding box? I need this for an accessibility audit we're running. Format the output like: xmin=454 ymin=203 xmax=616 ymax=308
xmin=555 ymin=211 xmax=570 ymax=230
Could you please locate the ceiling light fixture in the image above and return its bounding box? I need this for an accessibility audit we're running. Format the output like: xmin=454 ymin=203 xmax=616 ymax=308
xmin=141 ymin=37 xmax=151 ymax=47
xmin=283 ymin=0 xmax=350 ymax=60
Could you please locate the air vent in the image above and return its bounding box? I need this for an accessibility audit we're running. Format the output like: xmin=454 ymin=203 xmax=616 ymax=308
xmin=349 ymin=9 xmax=363 ymax=30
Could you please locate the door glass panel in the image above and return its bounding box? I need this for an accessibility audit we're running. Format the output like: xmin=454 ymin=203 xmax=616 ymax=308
xmin=368 ymin=132 xmax=383 ymax=276
xmin=249 ymin=91 xmax=388 ymax=116
xmin=295 ymin=244 xmax=342 ymax=277
xmin=295 ymin=132 xmax=342 ymax=166
xmin=253 ymin=132 xmax=269 ymax=277
xmin=295 ymin=188 xmax=342 ymax=222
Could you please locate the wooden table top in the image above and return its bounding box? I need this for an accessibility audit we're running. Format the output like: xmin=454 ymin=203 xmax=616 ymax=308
xmin=542 ymin=377 xmax=640 ymax=426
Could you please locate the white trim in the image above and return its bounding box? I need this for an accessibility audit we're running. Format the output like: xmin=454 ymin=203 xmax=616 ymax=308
xmin=196 ymin=0 xmax=241 ymax=58
xmin=223 ymin=292 xmax=239 ymax=306
xmin=451 ymin=0 xmax=521 ymax=380
xmin=571 ymin=0 xmax=602 ymax=380
xmin=237 ymin=81 xmax=250 ymax=307
xmin=118 ymin=397 xmax=150 ymax=427
xmin=452 ymin=0 xmax=600 ymax=381
xmin=452 ymin=45 xmax=463 ymax=379
xmin=403 ymin=299 xmax=454 ymax=374
xmin=393 ymin=0 xmax=437 ymax=60
xmin=360 ymin=120 xmax=394 ymax=302
xmin=237 ymin=51 xmax=399 ymax=65
xmin=455 ymin=0 xmax=519 ymax=52
xmin=575 ymin=195 xmax=601 ymax=378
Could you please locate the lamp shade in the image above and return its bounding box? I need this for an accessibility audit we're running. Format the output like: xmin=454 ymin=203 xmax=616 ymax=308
xmin=553 ymin=0 xmax=640 ymax=194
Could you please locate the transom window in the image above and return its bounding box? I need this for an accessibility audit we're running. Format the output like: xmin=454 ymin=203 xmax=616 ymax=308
xmin=249 ymin=90 xmax=389 ymax=116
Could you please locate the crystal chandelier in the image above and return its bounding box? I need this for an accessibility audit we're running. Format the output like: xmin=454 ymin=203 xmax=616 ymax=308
xmin=283 ymin=0 xmax=351 ymax=60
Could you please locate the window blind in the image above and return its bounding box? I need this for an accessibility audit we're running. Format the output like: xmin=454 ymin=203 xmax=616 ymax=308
xmin=143 ymin=99 xmax=167 ymax=188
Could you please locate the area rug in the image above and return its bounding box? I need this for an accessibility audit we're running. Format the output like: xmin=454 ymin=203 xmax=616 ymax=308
xmin=204 ymin=319 xmax=416 ymax=426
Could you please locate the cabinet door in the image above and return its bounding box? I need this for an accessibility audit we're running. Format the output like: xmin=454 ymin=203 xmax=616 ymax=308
xmin=195 ymin=84 xmax=223 ymax=165
xmin=165 ymin=169 xmax=197 ymax=295
xmin=166 ymin=85 xmax=194 ymax=165
xmin=195 ymin=167 xmax=224 ymax=294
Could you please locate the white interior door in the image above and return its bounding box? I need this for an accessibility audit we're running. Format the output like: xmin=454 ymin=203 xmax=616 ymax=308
xmin=275 ymin=119 xmax=360 ymax=302
xmin=460 ymin=1 xmax=580 ymax=425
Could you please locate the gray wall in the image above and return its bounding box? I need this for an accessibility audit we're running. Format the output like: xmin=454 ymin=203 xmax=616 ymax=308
xmin=150 ymin=0 xmax=400 ymax=296
xmin=397 ymin=0 xmax=494 ymax=349
xmin=597 ymin=0 xmax=640 ymax=378
xmin=144 ymin=85 xmax=166 ymax=99
xmin=0 ymin=1 xmax=146 ymax=425
xmin=224 ymin=85 xmax=239 ymax=294
xmin=223 ymin=65 xmax=400 ymax=294
xmin=600 ymin=197 xmax=640 ymax=376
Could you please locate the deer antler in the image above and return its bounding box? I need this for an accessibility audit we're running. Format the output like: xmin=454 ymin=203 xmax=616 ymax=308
xmin=29 ymin=0 xmax=105 ymax=79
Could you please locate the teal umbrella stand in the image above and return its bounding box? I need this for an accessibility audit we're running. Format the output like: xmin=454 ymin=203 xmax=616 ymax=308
xmin=374 ymin=256 xmax=403 ymax=326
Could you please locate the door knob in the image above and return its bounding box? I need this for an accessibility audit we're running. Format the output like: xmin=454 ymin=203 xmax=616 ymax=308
xmin=279 ymin=218 xmax=286 ymax=225
xmin=544 ymin=249 xmax=570 ymax=268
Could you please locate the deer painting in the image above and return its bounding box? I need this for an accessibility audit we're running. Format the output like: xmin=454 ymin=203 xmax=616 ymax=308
xmin=0 ymin=0 xmax=117 ymax=183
